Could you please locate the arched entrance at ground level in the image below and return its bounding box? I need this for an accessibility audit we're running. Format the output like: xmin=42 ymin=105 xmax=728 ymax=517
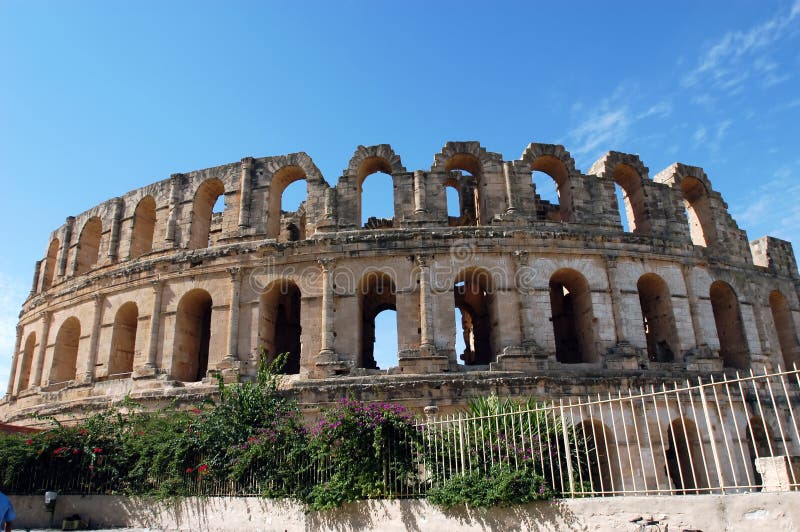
xmin=576 ymin=419 xmax=620 ymax=495
xmin=769 ymin=290 xmax=800 ymax=369
xmin=359 ymin=272 xmax=397 ymax=369
xmin=259 ymin=281 xmax=301 ymax=374
xmin=108 ymin=302 xmax=138 ymax=378
xmin=637 ymin=273 xmax=680 ymax=362
xmin=746 ymin=416 xmax=773 ymax=490
xmin=665 ymin=417 xmax=707 ymax=494
xmin=709 ymin=281 xmax=750 ymax=369
xmin=50 ymin=317 xmax=81 ymax=384
xmin=454 ymin=268 xmax=495 ymax=365
xmin=549 ymin=268 xmax=597 ymax=363
xmin=173 ymin=289 xmax=212 ymax=382
xmin=17 ymin=333 xmax=36 ymax=390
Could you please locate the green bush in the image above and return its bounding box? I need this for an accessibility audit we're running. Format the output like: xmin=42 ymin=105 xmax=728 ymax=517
xmin=427 ymin=464 xmax=552 ymax=509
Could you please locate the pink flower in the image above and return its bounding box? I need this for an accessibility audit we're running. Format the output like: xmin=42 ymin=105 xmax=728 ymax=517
xmin=185 ymin=467 xmax=193 ymax=473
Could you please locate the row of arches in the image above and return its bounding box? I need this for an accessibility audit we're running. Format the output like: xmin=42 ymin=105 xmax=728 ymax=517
xmin=15 ymin=271 xmax=800 ymax=390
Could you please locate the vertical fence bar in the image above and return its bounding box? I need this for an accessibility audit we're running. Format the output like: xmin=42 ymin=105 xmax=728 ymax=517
xmin=640 ymin=386 xmax=661 ymax=494
xmin=686 ymin=379 xmax=713 ymax=491
xmin=628 ymin=390 xmax=646 ymax=493
xmin=748 ymin=371 xmax=777 ymax=460
xmin=577 ymin=401 xmax=595 ymax=494
xmin=616 ymin=391 xmax=638 ymax=493
xmin=761 ymin=367 xmax=798 ymax=486
xmin=559 ymin=399 xmax=575 ymax=496
xmin=566 ymin=399 xmax=584 ymax=493
xmin=663 ymin=383 xmax=685 ymax=492
xmin=586 ymin=400 xmax=604 ymax=494
xmin=710 ymin=374 xmax=739 ymax=489
xmin=598 ymin=393 xmax=619 ymax=495
xmin=698 ymin=376 xmax=726 ymax=493
xmin=674 ymin=381 xmax=701 ymax=492
xmin=458 ymin=413 xmax=466 ymax=476
xmin=778 ymin=367 xmax=800 ymax=486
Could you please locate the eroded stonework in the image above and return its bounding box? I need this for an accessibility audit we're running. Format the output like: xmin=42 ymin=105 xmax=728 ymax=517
xmin=2 ymin=141 xmax=799 ymax=426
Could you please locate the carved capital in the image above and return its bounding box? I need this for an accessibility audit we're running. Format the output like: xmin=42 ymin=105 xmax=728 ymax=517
xmin=317 ymin=258 xmax=337 ymax=272
xmin=512 ymin=249 xmax=529 ymax=264
xmin=227 ymin=267 xmax=242 ymax=280
xmin=415 ymin=254 xmax=432 ymax=268
xmin=241 ymin=157 xmax=255 ymax=169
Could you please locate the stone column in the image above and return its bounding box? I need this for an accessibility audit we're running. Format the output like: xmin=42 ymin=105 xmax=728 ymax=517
xmin=681 ymin=264 xmax=706 ymax=347
xmin=513 ymin=251 xmax=535 ymax=344
xmin=417 ymin=255 xmax=435 ymax=355
xmin=238 ymin=158 xmax=254 ymax=229
xmin=144 ymin=280 xmax=163 ymax=370
xmin=7 ymin=325 xmax=22 ymax=397
xmin=108 ymin=197 xmax=124 ymax=261
xmin=745 ymin=281 xmax=772 ymax=364
xmin=318 ymin=258 xmax=337 ymax=358
xmin=604 ymin=256 xmax=642 ymax=368
xmin=414 ymin=170 xmax=427 ymax=215
xmin=503 ymin=162 xmax=518 ymax=214
xmin=81 ymin=294 xmax=104 ymax=383
xmin=30 ymin=260 xmax=41 ymax=297
xmin=165 ymin=174 xmax=182 ymax=243
xmin=32 ymin=311 xmax=51 ymax=387
xmin=225 ymin=267 xmax=242 ymax=362
xmin=57 ymin=216 xmax=75 ymax=277
xmin=605 ymin=256 xmax=628 ymax=344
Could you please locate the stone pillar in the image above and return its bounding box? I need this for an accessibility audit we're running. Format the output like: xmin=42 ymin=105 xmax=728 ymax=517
xmin=30 ymin=260 xmax=41 ymax=297
xmin=7 ymin=325 xmax=22 ymax=397
xmin=57 ymin=216 xmax=75 ymax=277
xmin=414 ymin=170 xmax=427 ymax=215
xmin=225 ymin=267 xmax=242 ymax=362
xmin=81 ymin=294 xmax=104 ymax=384
xmin=681 ymin=264 xmax=706 ymax=347
xmin=503 ymin=162 xmax=518 ymax=214
xmin=513 ymin=251 xmax=535 ymax=344
xmin=605 ymin=257 xmax=628 ymax=344
xmin=108 ymin=197 xmax=124 ymax=261
xmin=238 ymin=158 xmax=254 ymax=229
xmin=318 ymin=258 xmax=337 ymax=358
xmin=417 ymin=255 xmax=435 ymax=355
xmin=32 ymin=311 xmax=51 ymax=387
xmin=165 ymin=174 xmax=182 ymax=243
xmin=604 ymin=256 xmax=642 ymax=368
xmin=139 ymin=280 xmax=163 ymax=375
xmin=745 ymin=281 xmax=772 ymax=368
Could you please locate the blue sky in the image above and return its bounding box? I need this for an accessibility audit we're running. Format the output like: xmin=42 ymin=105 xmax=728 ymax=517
xmin=1 ymin=1 xmax=799 ymax=382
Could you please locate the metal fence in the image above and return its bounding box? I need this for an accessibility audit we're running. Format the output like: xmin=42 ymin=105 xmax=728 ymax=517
xmin=6 ymin=367 xmax=800 ymax=498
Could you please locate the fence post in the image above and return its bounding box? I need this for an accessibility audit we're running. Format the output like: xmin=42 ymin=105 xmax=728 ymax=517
xmin=698 ymin=377 xmax=726 ymax=493
xmin=458 ymin=412 xmax=466 ymax=476
xmin=560 ymin=399 xmax=575 ymax=496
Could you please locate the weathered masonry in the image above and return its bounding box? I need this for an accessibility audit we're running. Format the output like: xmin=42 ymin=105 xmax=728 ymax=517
xmin=2 ymin=141 xmax=799 ymax=425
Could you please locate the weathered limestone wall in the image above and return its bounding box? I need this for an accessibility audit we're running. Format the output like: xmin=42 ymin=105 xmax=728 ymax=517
xmin=9 ymin=493 xmax=800 ymax=531
xmin=3 ymin=140 xmax=799 ymax=425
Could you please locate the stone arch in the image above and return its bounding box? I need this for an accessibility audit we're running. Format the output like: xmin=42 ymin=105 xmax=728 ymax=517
xmin=769 ymin=290 xmax=800 ymax=369
xmin=589 ymin=152 xmax=651 ymax=234
xmin=259 ymin=279 xmax=302 ymax=374
xmin=454 ymin=267 xmax=497 ymax=365
xmin=75 ymin=216 xmax=103 ymax=275
xmin=129 ymin=195 xmax=157 ymax=259
xmin=710 ymin=280 xmax=750 ymax=369
xmin=681 ymin=176 xmax=716 ymax=247
xmin=188 ymin=178 xmax=225 ymax=249
xmin=42 ymin=238 xmax=59 ymax=290
xmin=109 ymin=302 xmax=138 ymax=378
xmin=50 ymin=317 xmax=81 ymax=384
xmin=433 ymin=142 xmax=500 ymax=226
xmin=665 ymin=417 xmax=707 ymax=494
xmin=17 ymin=332 xmax=36 ymax=391
xmin=549 ymin=268 xmax=597 ymax=363
xmin=345 ymin=144 xmax=406 ymax=180
xmin=637 ymin=273 xmax=680 ymax=362
xmin=521 ymin=143 xmax=578 ymax=222
xmin=267 ymin=165 xmax=309 ymax=239
xmin=576 ymin=419 xmax=621 ymax=495
xmin=172 ymin=289 xmax=213 ymax=382
xmin=358 ymin=271 xmax=397 ymax=369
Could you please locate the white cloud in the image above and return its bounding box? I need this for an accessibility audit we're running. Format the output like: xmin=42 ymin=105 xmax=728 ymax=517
xmin=682 ymin=2 xmax=800 ymax=94
xmin=732 ymin=162 xmax=800 ymax=246
xmin=693 ymin=127 xmax=708 ymax=145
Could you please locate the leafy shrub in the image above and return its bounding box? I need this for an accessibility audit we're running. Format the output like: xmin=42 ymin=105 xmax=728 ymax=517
xmin=427 ymin=464 xmax=552 ymax=509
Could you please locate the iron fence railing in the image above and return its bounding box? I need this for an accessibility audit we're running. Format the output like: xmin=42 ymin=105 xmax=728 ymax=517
xmin=6 ymin=367 xmax=800 ymax=498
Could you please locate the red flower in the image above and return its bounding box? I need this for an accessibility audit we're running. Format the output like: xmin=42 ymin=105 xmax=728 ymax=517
xmin=79 ymin=429 xmax=88 ymax=435
xmin=93 ymin=447 xmax=103 ymax=454
xmin=185 ymin=467 xmax=193 ymax=473
xmin=25 ymin=439 xmax=32 ymax=445
xmin=72 ymin=449 xmax=79 ymax=455
xmin=190 ymin=408 xmax=201 ymax=414
xmin=198 ymin=464 xmax=209 ymax=474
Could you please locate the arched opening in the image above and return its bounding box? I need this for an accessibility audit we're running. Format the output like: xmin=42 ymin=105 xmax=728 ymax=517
xmin=17 ymin=332 xmax=36 ymax=390
xmin=75 ymin=217 xmax=102 ymax=275
xmin=746 ymin=416 xmax=772 ymax=490
xmin=259 ymin=280 xmax=302 ymax=374
xmin=358 ymin=157 xmax=395 ymax=228
xmin=665 ymin=417 xmax=706 ymax=494
xmin=188 ymin=178 xmax=225 ymax=249
xmin=769 ymin=290 xmax=800 ymax=369
xmin=50 ymin=317 xmax=81 ymax=384
xmin=445 ymin=181 xmax=462 ymax=226
xmin=531 ymin=155 xmax=572 ymax=222
xmin=173 ymin=289 xmax=212 ymax=382
xmin=454 ymin=268 xmax=495 ymax=365
xmin=613 ymin=164 xmax=650 ymax=234
xmin=637 ymin=273 xmax=680 ymax=362
xmin=445 ymin=154 xmax=483 ymax=226
xmin=681 ymin=177 xmax=716 ymax=247
xmin=576 ymin=420 xmax=620 ymax=495
xmin=108 ymin=302 xmax=138 ymax=378
xmin=549 ymin=268 xmax=597 ymax=363
xmin=268 ymin=166 xmax=307 ymax=239
xmin=710 ymin=281 xmax=750 ymax=369
xmin=130 ymin=196 xmax=156 ymax=259
xmin=42 ymin=239 xmax=59 ymax=290
xmin=359 ymin=271 xmax=397 ymax=369
xmin=279 ymin=179 xmax=307 ymax=242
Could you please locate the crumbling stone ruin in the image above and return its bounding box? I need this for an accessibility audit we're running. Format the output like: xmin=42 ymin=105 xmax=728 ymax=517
xmin=2 ymin=141 xmax=799 ymax=426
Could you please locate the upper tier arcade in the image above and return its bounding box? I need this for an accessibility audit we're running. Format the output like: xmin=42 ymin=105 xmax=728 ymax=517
xmin=3 ymin=140 xmax=799 ymax=425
